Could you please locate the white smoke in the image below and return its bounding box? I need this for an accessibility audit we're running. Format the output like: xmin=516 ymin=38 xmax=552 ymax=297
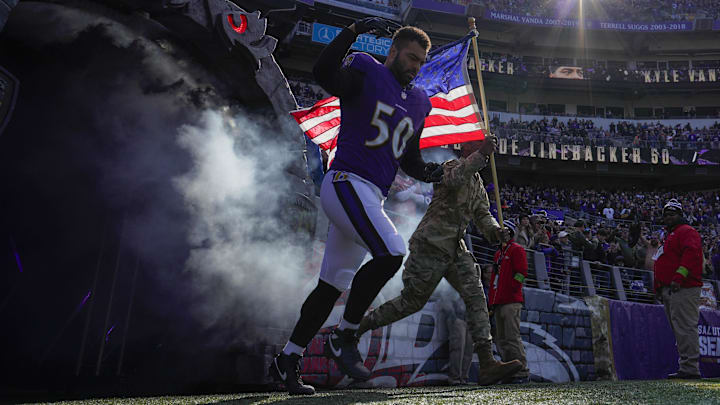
xmin=9 ymin=2 xmax=468 ymax=348
xmin=173 ymin=110 xmax=309 ymax=332
xmin=9 ymin=3 xmax=313 ymax=343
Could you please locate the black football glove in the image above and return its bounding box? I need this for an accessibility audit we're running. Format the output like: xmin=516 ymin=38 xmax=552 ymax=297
xmin=424 ymin=162 xmax=444 ymax=183
xmin=353 ymin=17 xmax=402 ymax=37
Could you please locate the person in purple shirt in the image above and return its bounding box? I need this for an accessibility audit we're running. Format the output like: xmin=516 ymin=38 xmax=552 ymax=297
xmin=269 ymin=17 xmax=442 ymax=395
xmin=712 ymin=244 xmax=720 ymax=281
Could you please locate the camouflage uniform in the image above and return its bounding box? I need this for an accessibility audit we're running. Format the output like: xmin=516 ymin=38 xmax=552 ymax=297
xmin=358 ymin=149 xmax=500 ymax=347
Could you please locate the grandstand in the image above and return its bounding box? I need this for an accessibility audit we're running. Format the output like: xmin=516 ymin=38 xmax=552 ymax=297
xmin=281 ymin=0 xmax=720 ymax=188
xmin=275 ymin=0 xmax=720 ymax=385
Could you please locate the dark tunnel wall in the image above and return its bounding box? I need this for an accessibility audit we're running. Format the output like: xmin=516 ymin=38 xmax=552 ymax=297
xmin=0 ymin=2 xmax=312 ymax=398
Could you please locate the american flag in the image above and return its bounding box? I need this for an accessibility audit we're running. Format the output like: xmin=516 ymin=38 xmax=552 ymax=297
xmin=290 ymin=33 xmax=484 ymax=167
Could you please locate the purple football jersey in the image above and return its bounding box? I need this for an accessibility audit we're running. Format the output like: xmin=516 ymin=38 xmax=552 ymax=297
xmin=330 ymin=53 xmax=432 ymax=196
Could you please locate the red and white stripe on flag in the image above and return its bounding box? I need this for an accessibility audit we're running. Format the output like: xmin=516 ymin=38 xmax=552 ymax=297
xmin=290 ymin=85 xmax=486 ymax=168
xmin=421 ymin=84 xmax=486 ymax=148
xmin=290 ymin=97 xmax=340 ymax=167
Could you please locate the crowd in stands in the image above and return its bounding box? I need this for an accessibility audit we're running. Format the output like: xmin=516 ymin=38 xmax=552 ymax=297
xmin=492 ymin=117 xmax=720 ymax=150
xmin=384 ymin=168 xmax=720 ymax=281
xmin=289 ymin=79 xmax=328 ymax=108
xmin=492 ymin=185 xmax=720 ymax=279
xmin=481 ymin=0 xmax=720 ymax=22
xmin=464 ymin=184 xmax=720 ymax=301
xmin=386 ymin=171 xmax=720 ymax=300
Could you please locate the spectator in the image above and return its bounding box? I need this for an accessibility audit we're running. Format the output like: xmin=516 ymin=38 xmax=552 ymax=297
xmin=594 ymin=229 xmax=611 ymax=264
xmin=515 ymin=213 xmax=533 ymax=249
xmin=712 ymin=244 xmax=720 ymax=280
xmin=535 ymin=232 xmax=563 ymax=291
xmin=603 ymin=205 xmax=615 ymax=221
xmin=555 ymin=231 xmax=577 ymax=295
xmin=569 ymin=221 xmax=597 ymax=261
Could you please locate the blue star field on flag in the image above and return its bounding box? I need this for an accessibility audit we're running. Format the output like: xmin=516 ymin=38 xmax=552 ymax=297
xmin=412 ymin=33 xmax=475 ymax=97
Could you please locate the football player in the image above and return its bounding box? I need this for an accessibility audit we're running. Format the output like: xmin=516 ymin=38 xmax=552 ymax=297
xmin=269 ymin=17 xmax=442 ymax=395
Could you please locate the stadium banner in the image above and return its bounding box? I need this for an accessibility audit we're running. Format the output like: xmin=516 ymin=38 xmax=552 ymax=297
xmin=549 ymin=66 xmax=584 ymax=80
xmin=492 ymin=138 xmax=720 ymax=165
xmin=311 ymin=22 xmax=392 ymax=56
xmin=483 ymin=10 xmax=694 ymax=32
xmin=699 ymin=310 xmax=720 ymax=377
xmin=608 ymin=300 xmax=720 ymax=379
xmin=638 ymin=68 xmax=719 ymax=84
xmin=488 ymin=111 xmax=720 ymax=131
xmin=467 ymin=56 xmax=515 ymax=75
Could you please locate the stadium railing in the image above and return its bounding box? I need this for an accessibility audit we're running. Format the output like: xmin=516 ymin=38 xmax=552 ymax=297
xmin=618 ymin=265 xmax=655 ymax=304
xmin=545 ymin=247 xmax=587 ymax=298
xmin=467 ymin=234 xmax=720 ymax=305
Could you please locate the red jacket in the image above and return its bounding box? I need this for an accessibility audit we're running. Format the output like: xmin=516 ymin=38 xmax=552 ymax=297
xmin=489 ymin=241 xmax=528 ymax=306
xmin=653 ymin=223 xmax=703 ymax=290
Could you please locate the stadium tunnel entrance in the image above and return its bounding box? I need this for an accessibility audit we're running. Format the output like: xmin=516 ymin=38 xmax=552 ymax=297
xmin=0 ymin=1 xmax=316 ymax=399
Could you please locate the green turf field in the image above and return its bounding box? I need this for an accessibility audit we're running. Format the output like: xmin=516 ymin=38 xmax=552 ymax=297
xmin=31 ymin=379 xmax=720 ymax=405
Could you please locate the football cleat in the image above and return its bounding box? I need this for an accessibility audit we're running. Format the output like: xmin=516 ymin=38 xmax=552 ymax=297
xmin=269 ymin=352 xmax=316 ymax=395
xmin=324 ymin=328 xmax=371 ymax=381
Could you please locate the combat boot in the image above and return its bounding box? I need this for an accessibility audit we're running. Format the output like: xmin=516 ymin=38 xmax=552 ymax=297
xmin=324 ymin=328 xmax=371 ymax=381
xmin=475 ymin=342 xmax=523 ymax=386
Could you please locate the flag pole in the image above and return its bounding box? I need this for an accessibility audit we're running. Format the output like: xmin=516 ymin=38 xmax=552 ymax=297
xmin=468 ymin=17 xmax=504 ymax=227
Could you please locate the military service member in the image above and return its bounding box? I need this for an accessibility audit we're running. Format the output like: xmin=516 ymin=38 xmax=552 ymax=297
xmin=354 ymin=136 xmax=523 ymax=386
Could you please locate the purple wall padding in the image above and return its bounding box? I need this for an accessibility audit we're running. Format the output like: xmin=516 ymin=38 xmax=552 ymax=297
xmin=698 ymin=310 xmax=720 ymax=378
xmin=610 ymin=300 xmax=720 ymax=379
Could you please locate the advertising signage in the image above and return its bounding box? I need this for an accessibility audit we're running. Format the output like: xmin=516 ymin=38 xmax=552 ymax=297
xmin=311 ymin=22 xmax=391 ymax=57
